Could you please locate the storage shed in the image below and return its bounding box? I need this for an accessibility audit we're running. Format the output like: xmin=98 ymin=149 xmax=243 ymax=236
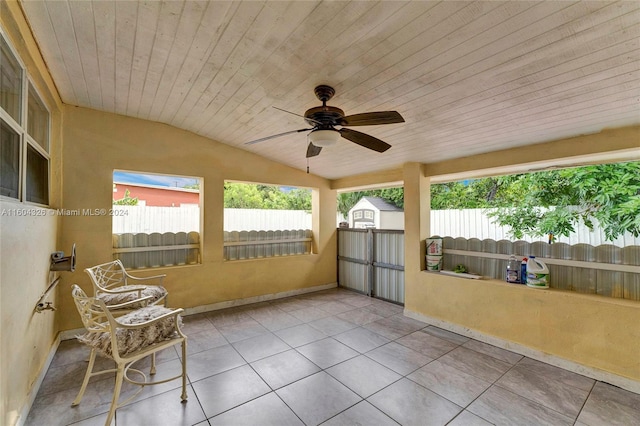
xmin=349 ymin=197 xmax=404 ymax=230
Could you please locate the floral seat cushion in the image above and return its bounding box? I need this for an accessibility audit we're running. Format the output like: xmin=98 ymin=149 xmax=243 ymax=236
xmin=97 ymin=285 xmax=167 ymax=309
xmin=77 ymin=305 xmax=181 ymax=358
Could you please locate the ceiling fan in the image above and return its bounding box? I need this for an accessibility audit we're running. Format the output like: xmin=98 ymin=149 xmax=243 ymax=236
xmin=245 ymin=85 xmax=404 ymax=159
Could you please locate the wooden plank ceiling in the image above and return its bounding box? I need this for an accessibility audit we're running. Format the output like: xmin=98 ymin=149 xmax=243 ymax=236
xmin=20 ymin=1 xmax=640 ymax=180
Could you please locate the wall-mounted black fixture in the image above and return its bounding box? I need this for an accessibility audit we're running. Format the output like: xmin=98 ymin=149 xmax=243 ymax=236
xmin=50 ymin=243 xmax=76 ymax=272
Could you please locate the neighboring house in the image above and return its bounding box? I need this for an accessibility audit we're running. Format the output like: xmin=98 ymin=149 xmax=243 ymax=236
xmin=113 ymin=182 xmax=199 ymax=207
xmin=349 ymin=196 xmax=404 ymax=230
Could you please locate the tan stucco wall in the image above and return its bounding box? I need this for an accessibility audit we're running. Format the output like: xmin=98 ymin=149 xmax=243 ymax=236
xmin=1 ymin=2 xmax=64 ymax=425
xmin=58 ymin=105 xmax=337 ymax=331
xmin=400 ymin=138 xmax=640 ymax=385
xmin=406 ymin=272 xmax=640 ymax=382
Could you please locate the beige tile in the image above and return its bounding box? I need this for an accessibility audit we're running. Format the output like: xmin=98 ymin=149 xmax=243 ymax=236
xmin=448 ymin=410 xmax=493 ymax=426
xmin=421 ymin=326 xmax=470 ymax=345
xmin=438 ymin=346 xmax=511 ymax=382
xmin=408 ymin=360 xmax=492 ymax=406
xmin=495 ymin=363 xmax=591 ymax=417
xmin=577 ymin=382 xmax=640 ymax=426
xmin=365 ymin=342 xmax=432 ymax=375
xmin=468 ymin=385 xmax=574 ymax=426
xmin=368 ymin=378 xmax=462 ymax=426
xmin=276 ymin=372 xmax=361 ymax=426
xmin=463 ymin=340 xmax=523 ymax=365
xmin=396 ymin=330 xmax=457 ymax=358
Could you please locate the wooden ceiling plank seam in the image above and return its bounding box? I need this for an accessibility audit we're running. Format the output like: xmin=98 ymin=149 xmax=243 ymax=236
xmin=192 ymin=1 xmax=346 ymax=141
xmin=156 ymin=0 xmax=235 ymax=125
xmin=147 ymin=0 xmax=208 ymax=121
xmin=327 ymin=1 xmax=440 ymax=97
xmin=198 ymin=1 xmax=405 ymax=139
xmin=157 ymin=1 xmax=242 ymax=123
xmin=135 ymin=0 xmax=185 ymax=120
xmin=170 ymin=0 xmax=269 ymax=128
xmin=42 ymin=0 xmax=88 ymax=106
xmin=68 ymin=0 xmax=102 ymax=110
xmin=19 ymin=1 xmax=76 ymax=105
xmin=379 ymin=90 xmax=640 ymax=149
xmin=185 ymin=0 xmax=351 ymax=134
xmin=405 ymin=36 xmax=640 ymax=130
xmin=346 ymin=2 xmax=569 ymax=114
xmin=355 ymin=1 xmax=609 ymax=114
xmin=189 ymin=1 xmax=297 ymax=133
xmin=390 ymin=94 xmax=640 ymax=152
xmin=113 ymin=0 xmax=138 ymax=115
xmin=371 ymin=3 xmax=636 ymax=119
xmin=417 ymin=110 xmax=640 ymax=163
xmin=125 ymin=0 xmax=161 ymax=118
xmin=259 ymin=1 xmax=433 ymax=118
xmin=326 ymin=2 xmax=477 ymax=114
xmin=339 ymin=0 xmax=537 ymax=112
xmin=426 ymin=48 xmax=640 ymax=130
xmin=91 ymin=0 xmax=116 ymax=113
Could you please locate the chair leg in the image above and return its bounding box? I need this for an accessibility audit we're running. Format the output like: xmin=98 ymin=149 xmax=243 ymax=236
xmin=150 ymin=352 xmax=156 ymax=375
xmin=72 ymin=348 xmax=97 ymax=406
xmin=105 ymin=365 xmax=125 ymax=426
xmin=180 ymin=340 xmax=187 ymax=402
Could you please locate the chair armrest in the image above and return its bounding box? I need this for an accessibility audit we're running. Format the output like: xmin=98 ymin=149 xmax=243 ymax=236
xmin=114 ymin=308 xmax=184 ymax=329
xmin=124 ymin=273 xmax=166 ymax=286
xmin=98 ymin=287 xmax=144 ymax=296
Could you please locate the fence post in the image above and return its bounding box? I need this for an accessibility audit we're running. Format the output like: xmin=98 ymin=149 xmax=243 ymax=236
xmin=367 ymin=229 xmax=374 ymax=297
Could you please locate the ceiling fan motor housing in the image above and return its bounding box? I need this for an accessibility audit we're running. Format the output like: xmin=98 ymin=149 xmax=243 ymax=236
xmin=304 ymin=106 xmax=345 ymax=128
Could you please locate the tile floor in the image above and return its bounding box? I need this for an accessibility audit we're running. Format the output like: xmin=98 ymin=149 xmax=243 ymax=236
xmin=26 ymin=288 xmax=640 ymax=426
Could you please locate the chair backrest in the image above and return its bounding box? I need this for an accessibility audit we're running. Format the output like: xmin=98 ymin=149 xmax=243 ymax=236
xmin=71 ymin=284 xmax=110 ymax=334
xmin=85 ymin=260 xmax=126 ymax=292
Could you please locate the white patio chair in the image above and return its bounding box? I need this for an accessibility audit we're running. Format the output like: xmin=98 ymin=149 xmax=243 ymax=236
xmin=85 ymin=259 xmax=168 ymax=312
xmin=70 ymin=284 xmax=187 ymax=426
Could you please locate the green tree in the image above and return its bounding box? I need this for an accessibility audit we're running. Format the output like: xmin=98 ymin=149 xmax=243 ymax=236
xmin=224 ymin=183 xmax=264 ymax=208
xmin=482 ymin=162 xmax=639 ymax=240
xmin=285 ymin=188 xmax=312 ymax=211
xmin=224 ymin=183 xmax=311 ymax=210
xmin=113 ymin=189 xmax=138 ymax=206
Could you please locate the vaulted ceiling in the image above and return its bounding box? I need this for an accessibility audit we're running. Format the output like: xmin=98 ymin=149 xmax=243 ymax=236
xmin=20 ymin=1 xmax=640 ymax=179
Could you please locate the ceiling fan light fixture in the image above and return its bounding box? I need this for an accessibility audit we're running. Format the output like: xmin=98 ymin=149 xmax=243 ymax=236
xmin=309 ymin=129 xmax=340 ymax=147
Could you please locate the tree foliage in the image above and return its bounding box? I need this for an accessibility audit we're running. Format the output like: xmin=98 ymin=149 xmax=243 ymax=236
xmin=432 ymin=162 xmax=639 ymax=241
xmin=336 ymin=162 xmax=639 ymax=241
xmin=113 ymin=189 xmax=138 ymax=206
xmin=223 ymin=183 xmax=311 ymax=211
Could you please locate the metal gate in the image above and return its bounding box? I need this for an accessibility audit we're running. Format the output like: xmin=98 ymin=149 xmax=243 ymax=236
xmin=337 ymin=228 xmax=405 ymax=304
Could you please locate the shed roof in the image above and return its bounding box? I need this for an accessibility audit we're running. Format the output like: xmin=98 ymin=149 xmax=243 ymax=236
xmin=362 ymin=197 xmax=403 ymax=212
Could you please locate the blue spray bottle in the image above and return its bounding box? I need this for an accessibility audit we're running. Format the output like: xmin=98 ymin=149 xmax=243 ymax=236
xmin=520 ymin=258 xmax=528 ymax=285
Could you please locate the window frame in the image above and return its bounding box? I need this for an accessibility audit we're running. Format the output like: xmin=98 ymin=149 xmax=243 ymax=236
xmin=0 ymin=29 xmax=51 ymax=207
xmin=112 ymin=170 xmax=203 ymax=270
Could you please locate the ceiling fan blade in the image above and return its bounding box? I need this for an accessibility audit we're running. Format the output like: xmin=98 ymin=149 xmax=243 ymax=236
xmin=339 ymin=128 xmax=391 ymax=153
xmin=245 ymin=128 xmax=312 ymax=145
xmin=340 ymin=111 xmax=404 ymax=126
xmin=273 ymin=106 xmax=322 ymax=125
xmin=306 ymin=142 xmax=322 ymax=158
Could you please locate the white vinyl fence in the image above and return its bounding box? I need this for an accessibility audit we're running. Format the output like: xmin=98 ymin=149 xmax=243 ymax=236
xmin=112 ymin=206 xmax=315 ymax=267
xmin=112 ymin=206 xmax=312 ymax=233
xmin=431 ymin=208 xmax=640 ymax=247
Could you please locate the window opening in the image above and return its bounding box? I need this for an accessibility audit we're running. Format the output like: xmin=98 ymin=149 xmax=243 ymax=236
xmin=112 ymin=171 xmax=202 ymax=269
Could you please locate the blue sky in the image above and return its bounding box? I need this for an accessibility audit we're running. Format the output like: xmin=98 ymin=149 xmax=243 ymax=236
xmin=113 ymin=171 xmax=199 ymax=188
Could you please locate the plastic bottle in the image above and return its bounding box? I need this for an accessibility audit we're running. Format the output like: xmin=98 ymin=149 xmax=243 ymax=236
xmin=520 ymin=258 xmax=528 ymax=285
xmin=526 ymin=256 xmax=549 ymax=288
xmin=506 ymin=255 xmax=520 ymax=283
